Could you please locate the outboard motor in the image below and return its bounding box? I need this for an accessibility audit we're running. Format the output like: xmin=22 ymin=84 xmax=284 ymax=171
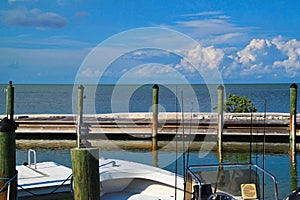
xmin=285 ymin=188 xmax=300 ymax=200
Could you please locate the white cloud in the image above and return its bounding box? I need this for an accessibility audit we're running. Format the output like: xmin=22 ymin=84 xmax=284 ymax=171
xmin=8 ymin=0 xmax=35 ymax=2
xmin=237 ymin=39 xmax=279 ymax=64
xmin=168 ymin=11 xmax=252 ymax=47
xmin=0 ymin=7 xmax=68 ymax=29
xmin=129 ymin=49 xmax=171 ymax=60
xmin=80 ymin=68 xmax=102 ymax=78
xmin=175 ymin=19 xmax=245 ymax=36
xmin=222 ymin=37 xmax=300 ymax=79
xmin=177 ymin=44 xmax=224 ymax=72
xmin=273 ymin=38 xmax=300 ymax=76
xmin=115 ymin=63 xmax=188 ymax=84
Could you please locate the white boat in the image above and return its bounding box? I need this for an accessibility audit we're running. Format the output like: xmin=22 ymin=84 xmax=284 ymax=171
xmin=17 ymin=149 xmax=184 ymax=199
xmin=17 ymin=149 xmax=282 ymax=200
xmin=17 ymin=149 xmax=72 ymax=198
xmin=99 ymin=158 xmax=184 ymax=200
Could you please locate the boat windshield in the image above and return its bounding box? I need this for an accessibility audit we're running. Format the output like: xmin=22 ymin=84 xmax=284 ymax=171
xmin=186 ymin=163 xmax=278 ymax=200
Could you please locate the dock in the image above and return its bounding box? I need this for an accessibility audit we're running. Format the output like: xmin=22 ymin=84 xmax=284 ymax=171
xmin=1 ymin=112 xmax=298 ymax=142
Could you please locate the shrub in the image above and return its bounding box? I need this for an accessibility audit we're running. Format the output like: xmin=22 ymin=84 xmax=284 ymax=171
xmin=224 ymin=94 xmax=257 ymax=113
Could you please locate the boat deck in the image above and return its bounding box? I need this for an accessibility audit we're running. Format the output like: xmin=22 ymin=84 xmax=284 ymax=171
xmin=17 ymin=162 xmax=72 ymax=198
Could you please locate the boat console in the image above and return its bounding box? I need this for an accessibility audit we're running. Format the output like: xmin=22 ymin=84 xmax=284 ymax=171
xmin=186 ymin=163 xmax=279 ymax=200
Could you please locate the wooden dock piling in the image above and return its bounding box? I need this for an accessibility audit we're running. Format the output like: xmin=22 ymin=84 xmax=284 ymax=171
xmin=152 ymin=84 xmax=159 ymax=138
xmin=6 ymin=81 xmax=14 ymax=121
xmin=71 ymin=85 xmax=100 ymax=200
xmin=289 ymin=83 xmax=298 ymax=161
xmin=0 ymin=117 xmax=17 ymax=200
xmin=71 ymin=148 xmax=100 ymax=200
xmin=217 ymin=85 xmax=224 ymax=164
xmin=77 ymin=85 xmax=84 ymax=148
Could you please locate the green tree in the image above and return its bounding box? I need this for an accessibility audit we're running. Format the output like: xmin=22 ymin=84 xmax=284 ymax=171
xmin=224 ymin=94 xmax=257 ymax=113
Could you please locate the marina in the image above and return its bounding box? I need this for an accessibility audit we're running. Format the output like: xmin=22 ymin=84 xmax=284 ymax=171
xmin=2 ymin=0 xmax=300 ymax=198
xmin=1 ymin=83 xmax=300 ymax=199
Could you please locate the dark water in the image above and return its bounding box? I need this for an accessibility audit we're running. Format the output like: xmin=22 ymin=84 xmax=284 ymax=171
xmin=0 ymin=84 xmax=297 ymax=114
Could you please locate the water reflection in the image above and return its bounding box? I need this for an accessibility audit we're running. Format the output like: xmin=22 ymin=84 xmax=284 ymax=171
xmin=152 ymin=137 xmax=158 ymax=167
xmin=290 ymin=157 xmax=298 ymax=192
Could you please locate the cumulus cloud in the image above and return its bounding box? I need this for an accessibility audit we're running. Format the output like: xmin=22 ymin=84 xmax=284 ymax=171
xmin=273 ymin=38 xmax=300 ymax=76
xmin=222 ymin=37 xmax=300 ymax=79
xmin=173 ymin=36 xmax=300 ymax=81
xmin=47 ymin=31 xmax=300 ymax=83
xmin=177 ymin=44 xmax=224 ymax=73
xmin=0 ymin=7 xmax=67 ymax=29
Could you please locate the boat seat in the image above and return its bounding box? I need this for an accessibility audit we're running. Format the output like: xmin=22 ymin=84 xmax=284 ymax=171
xmin=241 ymin=183 xmax=257 ymax=199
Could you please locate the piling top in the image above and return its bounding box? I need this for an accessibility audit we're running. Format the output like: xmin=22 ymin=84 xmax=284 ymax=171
xmin=9 ymin=80 xmax=12 ymax=86
xmin=218 ymin=84 xmax=224 ymax=90
xmin=78 ymin=85 xmax=84 ymax=90
xmin=152 ymin=84 xmax=159 ymax=89
xmin=290 ymin=83 xmax=298 ymax=89
xmin=0 ymin=117 xmax=17 ymax=132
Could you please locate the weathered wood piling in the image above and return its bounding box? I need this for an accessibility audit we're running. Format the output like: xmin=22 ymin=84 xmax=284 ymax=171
xmin=77 ymin=85 xmax=84 ymax=148
xmin=217 ymin=85 xmax=224 ymax=164
xmin=152 ymin=84 xmax=159 ymax=138
xmin=71 ymin=85 xmax=100 ymax=200
xmin=71 ymin=148 xmax=100 ymax=200
xmin=0 ymin=118 xmax=17 ymax=200
xmin=290 ymin=83 xmax=298 ymax=161
xmin=6 ymin=81 xmax=14 ymax=121
xmin=0 ymin=81 xmax=17 ymax=200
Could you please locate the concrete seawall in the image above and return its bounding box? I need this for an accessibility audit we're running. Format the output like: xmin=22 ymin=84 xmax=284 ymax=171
xmin=1 ymin=112 xmax=299 ymax=142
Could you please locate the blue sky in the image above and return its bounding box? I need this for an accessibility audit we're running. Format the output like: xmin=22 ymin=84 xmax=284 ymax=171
xmin=1 ymin=0 xmax=300 ymax=84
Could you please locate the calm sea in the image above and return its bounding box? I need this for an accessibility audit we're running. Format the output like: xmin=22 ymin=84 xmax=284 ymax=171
xmin=0 ymin=84 xmax=297 ymax=114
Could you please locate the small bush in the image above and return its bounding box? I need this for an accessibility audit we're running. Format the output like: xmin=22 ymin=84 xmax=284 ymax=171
xmin=224 ymin=94 xmax=257 ymax=113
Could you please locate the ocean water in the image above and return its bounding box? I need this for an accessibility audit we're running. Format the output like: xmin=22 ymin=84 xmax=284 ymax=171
xmin=0 ymin=83 xmax=297 ymax=114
